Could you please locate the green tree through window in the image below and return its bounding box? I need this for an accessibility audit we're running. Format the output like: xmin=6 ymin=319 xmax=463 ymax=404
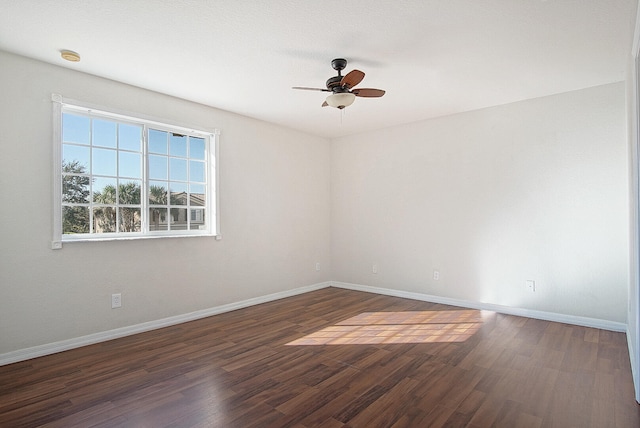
xmin=62 ymin=160 xmax=90 ymax=234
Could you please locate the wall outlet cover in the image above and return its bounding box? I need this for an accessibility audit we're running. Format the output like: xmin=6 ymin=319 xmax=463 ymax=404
xmin=111 ymin=293 xmax=122 ymax=308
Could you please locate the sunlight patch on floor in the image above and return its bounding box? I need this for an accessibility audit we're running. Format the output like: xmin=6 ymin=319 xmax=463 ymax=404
xmin=286 ymin=310 xmax=484 ymax=346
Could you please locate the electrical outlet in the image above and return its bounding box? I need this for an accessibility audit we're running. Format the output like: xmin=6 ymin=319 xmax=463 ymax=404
xmin=315 ymin=262 xmax=321 ymax=271
xmin=433 ymin=270 xmax=440 ymax=280
xmin=111 ymin=293 xmax=122 ymax=308
xmin=526 ymin=280 xmax=536 ymax=292
xmin=372 ymin=264 xmax=378 ymax=274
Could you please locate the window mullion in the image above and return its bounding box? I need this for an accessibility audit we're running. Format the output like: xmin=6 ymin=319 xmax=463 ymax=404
xmin=142 ymin=124 xmax=149 ymax=234
xmin=57 ymin=96 xmax=216 ymax=242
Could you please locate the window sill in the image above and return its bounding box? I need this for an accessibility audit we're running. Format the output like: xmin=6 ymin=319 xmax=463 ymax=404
xmin=52 ymin=233 xmax=221 ymax=249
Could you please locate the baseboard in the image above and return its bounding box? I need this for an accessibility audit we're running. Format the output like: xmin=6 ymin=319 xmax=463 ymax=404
xmin=628 ymin=326 xmax=640 ymax=403
xmin=1 ymin=280 xmax=628 ymax=367
xmin=0 ymin=281 xmax=331 ymax=367
xmin=331 ymin=281 xmax=627 ymax=332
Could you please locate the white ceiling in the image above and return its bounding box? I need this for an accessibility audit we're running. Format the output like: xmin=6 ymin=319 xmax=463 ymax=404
xmin=0 ymin=0 xmax=637 ymax=138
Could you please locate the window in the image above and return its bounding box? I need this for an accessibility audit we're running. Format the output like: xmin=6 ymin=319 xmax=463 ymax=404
xmin=52 ymin=95 xmax=219 ymax=246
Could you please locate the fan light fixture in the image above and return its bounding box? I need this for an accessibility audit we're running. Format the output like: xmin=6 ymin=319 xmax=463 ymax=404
xmin=326 ymin=92 xmax=356 ymax=109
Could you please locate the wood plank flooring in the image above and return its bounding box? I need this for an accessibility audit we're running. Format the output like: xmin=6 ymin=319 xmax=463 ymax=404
xmin=1 ymin=287 xmax=638 ymax=427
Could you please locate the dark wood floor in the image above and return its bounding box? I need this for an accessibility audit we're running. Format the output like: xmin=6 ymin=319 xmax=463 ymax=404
xmin=1 ymin=287 xmax=638 ymax=427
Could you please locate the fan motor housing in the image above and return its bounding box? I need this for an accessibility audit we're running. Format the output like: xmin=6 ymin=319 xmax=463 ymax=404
xmin=326 ymin=75 xmax=343 ymax=91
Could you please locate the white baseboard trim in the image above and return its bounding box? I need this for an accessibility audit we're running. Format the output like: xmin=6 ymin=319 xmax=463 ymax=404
xmin=628 ymin=326 xmax=640 ymax=403
xmin=331 ymin=281 xmax=627 ymax=332
xmin=1 ymin=280 xmax=628 ymax=367
xmin=0 ymin=282 xmax=331 ymax=367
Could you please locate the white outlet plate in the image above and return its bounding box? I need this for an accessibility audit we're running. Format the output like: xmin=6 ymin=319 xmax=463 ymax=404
xmin=315 ymin=262 xmax=321 ymax=271
xmin=526 ymin=280 xmax=536 ymax=292
xmin=433 ymin=270 xmax=440 ymax=280
xmin=111 ymin=293 xmax=122 ymax=308
xmin=372 ymin=264 xmax=378 ymax=274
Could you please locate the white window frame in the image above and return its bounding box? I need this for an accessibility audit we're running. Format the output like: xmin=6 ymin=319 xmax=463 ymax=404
xmin=51 ymin=94 xmax=220 ymax=248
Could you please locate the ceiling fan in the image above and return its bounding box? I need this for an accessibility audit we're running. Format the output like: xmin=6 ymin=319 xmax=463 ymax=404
xmin=292 ymin=58 xmax=386 ymax=109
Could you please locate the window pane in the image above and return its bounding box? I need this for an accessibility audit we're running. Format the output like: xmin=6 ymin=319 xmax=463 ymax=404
xmin=62 ymin=174 xmax=90 ymax=203
xmin=190 ymin=160 xmax=205 ymax=182
xmin=63 ymin=114 xmax=90 ymax=145
xmin=63 ymin=206 xmax=89 ymax=234
xmin=60 ymin=106 xmax=212 ymax=239
xmin=190 ymin=137 xmax=205 ymax=160
xmin=170 ymin=208 xmax=188 ymax=230
xmin=149 ymin=129 xmax=168 ymax=154
xmin=170 ymin=133 xmax=188 ymax=157
xmin=118 ymin=180 xmax=141 ymax=205
xmin=170 ymin=182 xmax=188 ymax=205
xmin=119 ymin=151 xmax=141 ymax=178
xmin=190 ymin=209 xmax=205 ymax=230
xmin=170 ymin=158 xmax=188 ymax=181
xmin=149 ymin=207 xmax=168 ymax=231
xmin=93 ymin=207 xmax=116 ymax=233
xmin=119 ymin=207 xmax=141 ymax=232
xmin=93 ymin=119 xmax=117 ymax=148
xmin=93 ymin=177 xmax=117 ymax=204
xmin=63 ymin=145 xmax=90 ymax=170
xmin=119 ymin=124 xmax=142 ymax=151
xmin=93 ymin=148 xmax=117 ymax=176
xmin=149 ymin=155 xmax=168 ymax=180
xmin=190 ymin=183 xmax=205 ymax=206
xmin=149 ymin=181 xmax=168 ymax=205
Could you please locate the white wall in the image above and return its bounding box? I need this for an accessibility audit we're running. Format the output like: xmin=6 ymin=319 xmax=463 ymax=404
xmin=0 ymin=51 xmax=332 ymax=355
xmin=0 ymin=49 xmax=631 ymax=360
xmin=331 ymin=83 xmax=629 ymax=323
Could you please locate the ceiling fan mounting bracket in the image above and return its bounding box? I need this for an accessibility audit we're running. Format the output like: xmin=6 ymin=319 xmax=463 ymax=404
xmin=331 ymin=58 xmax=347 ymax=72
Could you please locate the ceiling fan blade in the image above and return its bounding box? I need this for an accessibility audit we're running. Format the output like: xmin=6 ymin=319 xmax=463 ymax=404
xmin=353 ymin=88 xmax=386 ymax=97
xmin=292 ymin=86 xmax=331 ymax=92
xmin=322 ymin=101 xmax=328 ymax=107
xmin=341 ymin=70 xmax=365 ymax=89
